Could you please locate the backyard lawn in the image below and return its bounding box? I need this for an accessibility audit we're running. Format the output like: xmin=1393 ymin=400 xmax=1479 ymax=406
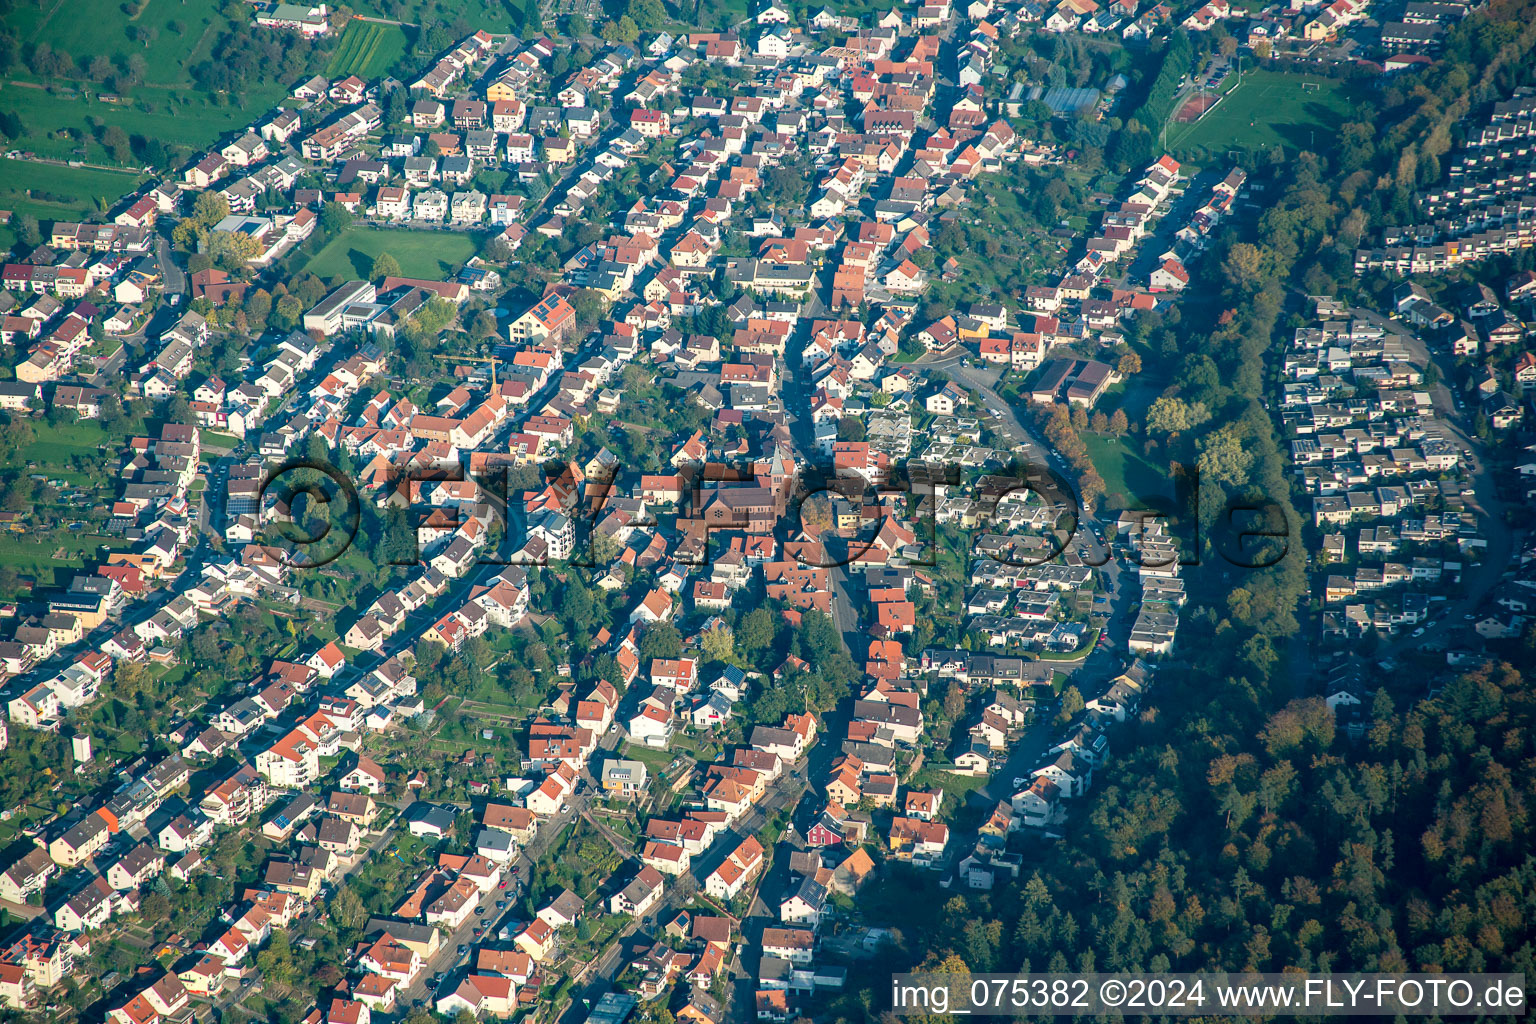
xmin=620 ymin=742 xmax=676 ymax=773
xmin=1165 ymin=70 xmax=1360 ymax=158
xmin=304 ymin=227 xmax=480 ymax=282
xmin=908 ymin=766 xmax=990 ymax=805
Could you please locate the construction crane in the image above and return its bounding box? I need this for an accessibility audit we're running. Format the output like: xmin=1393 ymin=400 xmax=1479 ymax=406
xmin=432 ymin=351 xmax=501 ymax=388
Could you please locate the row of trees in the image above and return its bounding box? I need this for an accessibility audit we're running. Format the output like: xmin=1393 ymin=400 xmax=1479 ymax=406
xmin=1127 ymin=30 xmax=1193 ymax=136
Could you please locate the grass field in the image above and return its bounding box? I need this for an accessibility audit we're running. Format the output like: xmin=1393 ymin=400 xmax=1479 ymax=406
xmin=907 ymin=766 xmax=991 ymax=814
xmin=1083 ymin=432 xmax=1165 ymax=511
xmin=1164 ymin=70 xmax=1358 ymax=157
xmin=3 ymin=416 xmax=127 ymax=593
xmin=0 ymin=80 xmax=287 ymax=168
xmin=2 ymin=0 xmax=237 ymax=89
xmin=327 ymin=19 xmax=409 ymax=78
xmin=18 ymin=417 xmax=138 ymax=480
xmin=0 ymin=532 xmax=132 ymax=590
xmin=0 ymin=0 xmax=289 ymax=214
xmin=304 ymin=227 xmax=479 ymax=282
xmin=348 ymin=0 xmax=525 ymax=30
xmin=3 ymin=417 xmax=137 ymax=595
xmin=0 ymin=157 xmax=147 ymax=223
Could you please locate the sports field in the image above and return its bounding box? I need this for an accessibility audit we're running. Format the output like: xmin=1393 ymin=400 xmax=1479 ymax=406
xmin=1083 ymin=433 xmax=1164 ymax=511
xmin=1165 ymin=70 xmax=1357 ymax=157
xmin=304 ymin=227 xmax=478 ymax=282
xmin=327 ymin=19 xmax=409 ymax=78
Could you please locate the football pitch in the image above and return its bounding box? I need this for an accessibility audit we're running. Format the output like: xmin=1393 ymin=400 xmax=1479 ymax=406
xmin=1165 ymin=70 xmax=1357 ymax=157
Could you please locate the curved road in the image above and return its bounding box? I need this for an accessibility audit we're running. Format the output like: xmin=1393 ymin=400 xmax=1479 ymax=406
xmin=918 ymin=350 xmax=1135 ymax=640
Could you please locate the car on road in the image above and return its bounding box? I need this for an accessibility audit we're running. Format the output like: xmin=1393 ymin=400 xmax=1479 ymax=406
xmin=474 ymin=928 xmax=484 ymax=938
xmin=497 ymin=899 xmax=507 ymax=909
xmin=1411 ymin=626 xmax=1427 ymax=637
xmin=1013 ymin=777 xmax=1027 ymax=788
xmin=457 ymin=945 xmax=468 ymax=956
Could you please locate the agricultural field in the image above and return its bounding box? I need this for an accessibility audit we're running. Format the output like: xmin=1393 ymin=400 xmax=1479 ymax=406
xmin=303 ymin=226 xmax=479 ymax=282
xmin=350 ymin=0 xmax=528 ymax=31
xmin=326 ymin=19 xmax=409 ymax=78
xmin=1164 ymin=70 xmax=1361 ymax=159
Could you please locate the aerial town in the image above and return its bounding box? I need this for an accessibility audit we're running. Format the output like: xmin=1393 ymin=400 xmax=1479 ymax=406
xmin=0 ymin=0 xmax=1534 ymax=1020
